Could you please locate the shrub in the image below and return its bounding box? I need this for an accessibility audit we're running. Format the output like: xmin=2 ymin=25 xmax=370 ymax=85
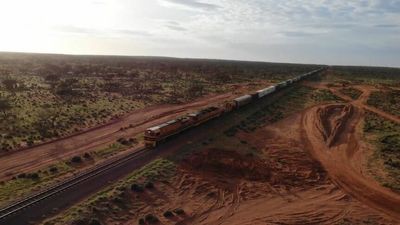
xmin=145 ymin=214 xmax=159 ymax=224
xmin=145 ymin=181 xmax=154 ymax=189
xmin=83 ymin=152 xmax=91 ymax=159
xmin=89 ymin=218 xmax=101 ymax=225
xmin=71 ymin=156 xmax=82 ymax=163
xmin=163 ymin=211 xmax=174 ymax=218
xmin=138 ymin=218 xmax=145 ymax=225
xmin=173 ymin=208 xmax=185 ymax=215
xmin=17 ymin=173 xmax=26 ymax=179
xmin=49 ymin=167 xmax=58 ymax=173
xmin=131 ymin=183 xmax=144 ymax=192
xmin=28 ymin=173 xmax=40 ymax=180
xmin=117 ymin=137 xmax=131 ymax=145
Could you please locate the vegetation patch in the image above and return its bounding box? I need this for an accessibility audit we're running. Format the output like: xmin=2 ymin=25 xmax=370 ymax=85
xmin=364 ymin=112 xmax=400 ymax=192
xmin=41 ymin=158 xmax=176 ymax=225
xmin=367 ymin=90 xmax=400 ymax=117
xmin=0 ymin=142 xmax=126 ymax=208
xmin=331 ymin=66 xmax=400 ymax=86
xmin=224 ymin=85 xmax=342 ymax=136
xmin=0 ymin=54 xmax=319 ymax=154
xmin=0 ymin=162 xmax=74 ymax=207
xmin=339 ymin=87 xmax=362 ymax=100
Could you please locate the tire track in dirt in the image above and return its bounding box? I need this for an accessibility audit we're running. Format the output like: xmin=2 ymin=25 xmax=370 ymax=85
xmin=304 ymin=81 xmax=400 ymax=124
xmin=301 ymin=103 xmax=400 ymax=220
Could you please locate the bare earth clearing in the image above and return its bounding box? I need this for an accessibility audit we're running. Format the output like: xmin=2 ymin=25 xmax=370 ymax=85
xmin=3 ymin=69 xmax=400 ymax=225
xmin=111 ymin=79 xmax=400 ymax=225
xmin=121 ymin=99 xmax=399 ymax=225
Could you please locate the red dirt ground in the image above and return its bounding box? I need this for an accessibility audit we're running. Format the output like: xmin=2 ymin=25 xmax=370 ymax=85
xmin=119 ymin=78 xmax=400 ymax=225
xmin=123 ymin=101 xmax=400 ymax=225
xmin=0 ymin=82 xmax=269 ymax=181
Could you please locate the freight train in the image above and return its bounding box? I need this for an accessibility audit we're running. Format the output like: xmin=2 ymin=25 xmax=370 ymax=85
xmin=144 ymin=68 xmax=325 ymax=147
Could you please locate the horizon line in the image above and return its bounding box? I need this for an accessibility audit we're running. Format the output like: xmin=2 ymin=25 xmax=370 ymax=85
xmin=0 ymin=50 xmax=399 ymax=69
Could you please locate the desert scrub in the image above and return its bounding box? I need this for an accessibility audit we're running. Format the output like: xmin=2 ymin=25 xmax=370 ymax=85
xmin=311 ymin=89 xmax=343 ymax=102
xmin=0 ymin=162 xmax=74 ymax=207
xmin=367 ymin=90 xmax=400 ymax=117
xmin=364 ymin=112 xmax=400 ymax=192
xmin=224 ymin=85 xmax=342 ymax=137
xmin=0 ymin=54 xmax=321 ymax=153
xmin=339 ymin=87 xmax=362 ymax=100
xmin=331 ymin=66 xmax=400 ymax=85
xmin=41 ymin=158 xmax=176 ymax=225
xmin=0 ymin=148 xmax=115 ymax=208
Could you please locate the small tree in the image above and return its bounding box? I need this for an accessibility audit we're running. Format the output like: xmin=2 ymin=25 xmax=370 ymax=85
xmin=145 ymin=214 xmax=159 ymax=224
xmin=131 ymin=183 xmax=144 ymax=192
xmin=0 ymin=99 xmax=12 ymax=117
xmin=2 ymin=79 xmax=18 ymax=90
xmin=45 ymin=74 xmax=60 ymax=83
xmin=163 ymin=211 xmax=174 ymax=218
xmin=71 ymin=156 xmax=82 ymax=163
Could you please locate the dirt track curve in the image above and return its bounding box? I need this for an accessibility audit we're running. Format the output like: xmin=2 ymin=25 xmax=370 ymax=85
xmin=305 ymin=81 xmax=400 ymax=125
xmin=302 ymin=101 xmax=400 ymax=220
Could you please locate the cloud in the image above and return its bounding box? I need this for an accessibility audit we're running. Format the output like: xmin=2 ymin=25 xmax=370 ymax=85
xmin=375 ymin=24 xmax=399 ymax=28
xmin=53 ymin=26 xmax=97 ymax=35
xmin=116 ymin=29 xmax=152 ymax=37
xmin=160 ymin=0 xmax=220 ymax=10
xmin=164 ymin=21 xmax=187 ymax=31
xmin=373 ymin=0 xmax=400 ymax=13
xmin=53 ymin=26 xmax=152 ymax=37
xmin=280 ymin=31 xmax=322 ymax=38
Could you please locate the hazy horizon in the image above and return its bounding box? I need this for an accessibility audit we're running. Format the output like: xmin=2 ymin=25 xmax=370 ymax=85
xmin=1 ymin=0 xmax=399 ymax=67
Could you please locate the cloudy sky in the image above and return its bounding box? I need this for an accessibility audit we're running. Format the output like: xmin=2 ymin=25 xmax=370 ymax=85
xmin=0 ymin=0 xmax=399 ymax=67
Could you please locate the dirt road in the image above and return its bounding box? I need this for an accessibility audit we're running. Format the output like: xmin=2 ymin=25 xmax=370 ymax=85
xmin=302 ymin=103 xmax=400 ymax=220
xmin=0 ymin=92 xmax=238 ymax=181
xmin=305 ymin=80 xmax=400 ymax=124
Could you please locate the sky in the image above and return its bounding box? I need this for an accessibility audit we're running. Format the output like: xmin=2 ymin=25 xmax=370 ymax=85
xmin=0 ymin=0 xmax=399 ymax=67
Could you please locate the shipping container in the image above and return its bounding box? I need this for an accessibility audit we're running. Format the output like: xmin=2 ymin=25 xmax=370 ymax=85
xmin=276 ymin=81 xmax=287 ymax=89
xmin=256 ymin=86 xmax=276 ymax=98
xmin=234 ymin=95 xmax=252 ymax=108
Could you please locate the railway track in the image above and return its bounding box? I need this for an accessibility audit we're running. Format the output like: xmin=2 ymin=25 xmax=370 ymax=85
xmin=0 ymin=147 xmax=148 ymax=221
xmin=0 ymin=68 xmax=326 ymax=224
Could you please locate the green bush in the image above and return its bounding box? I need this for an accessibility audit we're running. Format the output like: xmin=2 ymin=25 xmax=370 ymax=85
xmin=17 ymin=173 xmax=26 ymax=179
xmin=28 ymin=173 xmax=40 ymax=180
xmin=138 ymin=218 xmax=145 ymax=225
xmin=145 ymin=181 xmax=154 ymax=189
xmin=71 ymin=156 xmax=82 ymax=163
xmin=173 ymin=208 xmax=185 ymax=215
xmin=49 ymin=167 xmax=58 ymax=173
xmin=163 ymin=210 xmax=174 ymax=218
xmin=145 ymin=214 xmax=159 ymax=224
xmin=89 ymin=218 xmax=101 ymax=225
xmin=131 ymin=183 xmax=144 ymax=192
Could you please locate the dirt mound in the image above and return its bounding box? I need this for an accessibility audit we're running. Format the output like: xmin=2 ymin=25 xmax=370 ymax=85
xmin=316 ymin=104 xmax=353 ymax=147
xmin=181 ymin=148 xmax=271 ymax=181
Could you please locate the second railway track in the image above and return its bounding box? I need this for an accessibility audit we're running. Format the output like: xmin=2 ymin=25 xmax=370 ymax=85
xmin=0 ymin=147 xmax=148 ymax=222
xmin=0 ymin=68 xmax=326 ymax=225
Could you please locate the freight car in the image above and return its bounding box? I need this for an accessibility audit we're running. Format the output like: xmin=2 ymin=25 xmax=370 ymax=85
xmin=276 ymin=81 xmax=288 ymax=89
xmin=234 ymin=95 xmax=253 ymax=108
xmin=144 ymin=68 xmax=326 ymax=147
xmin=256 ymin=86 xmax=276 ymax=98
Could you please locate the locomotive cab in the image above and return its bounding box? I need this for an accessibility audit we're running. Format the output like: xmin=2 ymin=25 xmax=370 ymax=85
xmin=144 ymin=127 xmax=160 ymax=148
